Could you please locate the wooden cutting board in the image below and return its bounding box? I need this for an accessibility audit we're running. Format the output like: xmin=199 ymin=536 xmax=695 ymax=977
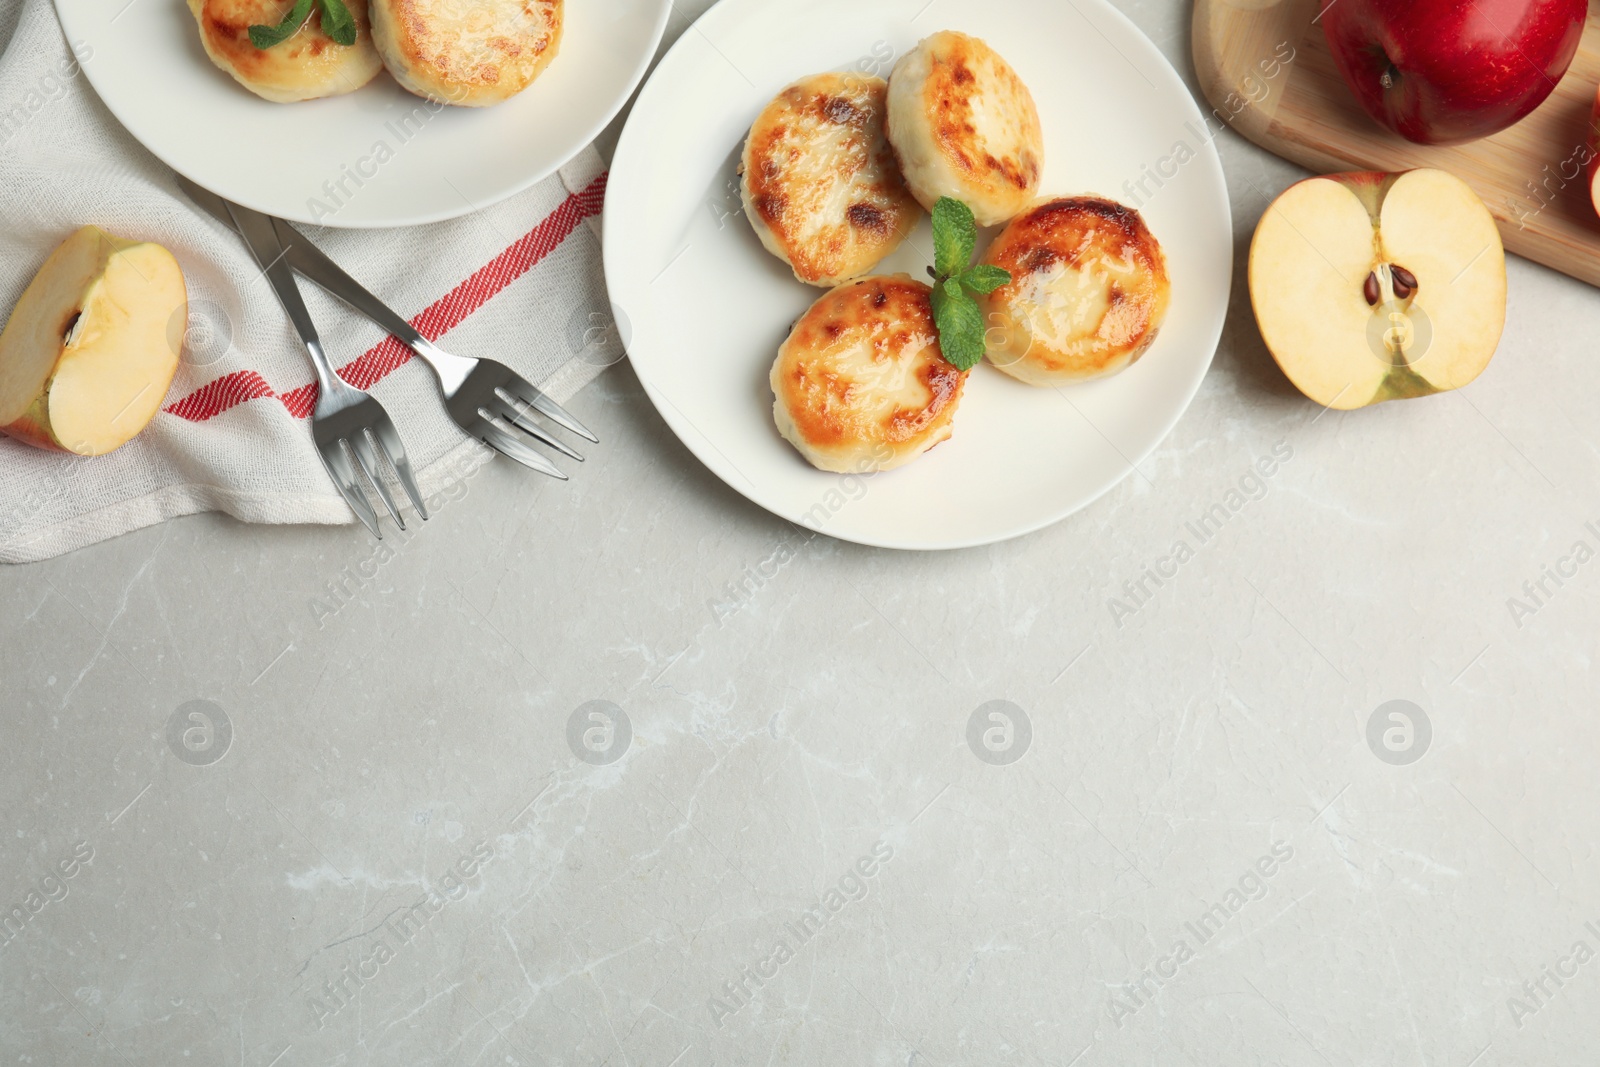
xmin=1192 ymin=0 xmax=1600 ymax=287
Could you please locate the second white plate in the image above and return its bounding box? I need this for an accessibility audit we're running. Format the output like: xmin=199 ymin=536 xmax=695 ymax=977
xmin=56 ymin=0 xmax=671 ymax=227
xmin=604 ymin=0 xmax=1232 ymax=550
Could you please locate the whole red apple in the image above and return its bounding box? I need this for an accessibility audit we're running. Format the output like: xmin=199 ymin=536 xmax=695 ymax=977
xmin=1322 ymin=0 xmax=1588 ymax=145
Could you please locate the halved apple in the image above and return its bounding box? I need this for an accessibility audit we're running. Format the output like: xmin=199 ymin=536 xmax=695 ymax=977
xmin=0 ymin=225 xmax=187 ymax=455
xmin=1248 ymin=168 xmax=1505 ymax=410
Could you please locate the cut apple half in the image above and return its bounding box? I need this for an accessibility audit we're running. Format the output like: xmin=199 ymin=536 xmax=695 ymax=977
xmin=0 ymin=225 xmax=187 ymax=455
xmin=1248 ymin=168 xmax=1505 ymax=410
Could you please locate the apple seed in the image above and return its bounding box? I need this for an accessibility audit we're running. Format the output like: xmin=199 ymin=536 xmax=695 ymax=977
xmin=1391 ymin=264 xmax=1418 ymax=298
xmin=1363 ymin=271 xmax=1380 ymax=306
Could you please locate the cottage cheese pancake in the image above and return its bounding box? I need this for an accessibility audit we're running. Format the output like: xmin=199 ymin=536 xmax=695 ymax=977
xmin=886 ymin=31 xmax=1043 ymax=227
xmin=371 ymin=0 xmax=562 ymax=107
xmin=188 ymin=0 xmax=384 ymax=102
xmin=741 ymin=72 xmax=920 ymax=287
xmin=979 ymin=196 xmax=1170 ymax=385
xmin=771 ymin=275 xmax=968 ymax=473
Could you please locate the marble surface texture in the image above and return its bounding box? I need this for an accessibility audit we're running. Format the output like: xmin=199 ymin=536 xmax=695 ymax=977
xmin=5 ymin=0 xmax=1600 ymax=1064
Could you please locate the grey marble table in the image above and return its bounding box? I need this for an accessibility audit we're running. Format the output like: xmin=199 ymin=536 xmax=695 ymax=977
xmin=5 ymin=0 xmax=1599 ymax=1063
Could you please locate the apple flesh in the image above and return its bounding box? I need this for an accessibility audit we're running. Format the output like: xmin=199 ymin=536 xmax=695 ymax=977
xmin=1589 ymin=84 xmax=1600 ymax=218
xmin=1322 ymin=0 xmax=1587 ymax=145
xmin=1248 ymin=168 xmax=1506 ymax=410
xmin=0 ymin=226 xmax=187 ymax=455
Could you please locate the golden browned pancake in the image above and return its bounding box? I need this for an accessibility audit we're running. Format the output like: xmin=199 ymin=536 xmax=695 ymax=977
xmin=370 ymin=0 xmax=562 ymax=107
xmin=885 ymin=31 xmax=1043 ymax=227
xmin=187 ymin=0 xmax=383 ymax=103
xmin=979 ymin=197 xmax=1170 ymax=385
xmin=771 ymin=275 xmax=967 ymax=473
xmin=740 ymin=72 xmax=920 ymax=287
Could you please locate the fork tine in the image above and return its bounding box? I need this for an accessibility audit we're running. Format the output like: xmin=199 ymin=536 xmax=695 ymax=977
xmin=320 ymin=440 xmax=383 ymax=539
xmin=349 ymin=429 xmax=406 ymax=531
xmin=371 ymin=418 xmax=429 ymax=521
xmin=490 ymin=393 xmax=584 ymax=461
xmin=501 ymin=379 xmax=598 ymax=443
xmin=474 ymin=417 xmax=567 ymax=479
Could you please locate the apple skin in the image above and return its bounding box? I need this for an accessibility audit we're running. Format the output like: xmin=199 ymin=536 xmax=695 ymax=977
xmin=1323 ymin=0 xmax=1587 ymax=145
xmin=3 ymin=392 xmax=62 ymax=452
xmin=1321 ymin=169 xmax=1389 ymax=214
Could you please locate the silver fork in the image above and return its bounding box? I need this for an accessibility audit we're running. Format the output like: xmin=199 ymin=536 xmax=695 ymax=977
xmin=175 ymin=176 xmax=597 ymax=479
xmin=226 ymin=200 xmax=427 ymax=539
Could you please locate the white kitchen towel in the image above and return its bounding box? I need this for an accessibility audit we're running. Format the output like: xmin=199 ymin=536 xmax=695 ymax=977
xmin=0 ymin=0 xmax=623 ymax=564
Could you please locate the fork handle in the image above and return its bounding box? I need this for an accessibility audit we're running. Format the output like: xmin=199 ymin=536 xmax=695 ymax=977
xmin=270 ymin=218 xmax=428 ymax=351
xmin=226 ymin=203 xmax=342 ymax=400
xmin=269 ymin=219 xmax=475 ymax=393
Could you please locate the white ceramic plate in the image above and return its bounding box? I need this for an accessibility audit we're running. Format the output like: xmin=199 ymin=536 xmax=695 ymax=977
xmin=603 ymin=0 xmax=1232 ymax=550
xmin=55 ymin=0 xmax=670 ymax=227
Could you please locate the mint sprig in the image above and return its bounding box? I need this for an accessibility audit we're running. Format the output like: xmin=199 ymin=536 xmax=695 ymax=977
xmin=318 ymin=0 xmax=357 ymax=45
xmin=248 ymin=0 xmax=311 ymax=48
xmin=249 ymin=0 xmax=356 ymax=49
xmin=927 ymin=197 xmax=1010 ymax=372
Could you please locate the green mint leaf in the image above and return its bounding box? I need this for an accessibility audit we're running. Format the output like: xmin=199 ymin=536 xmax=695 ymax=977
xmin=931 ymin=283 xmax=986 ymax=372
xmin=931 ymin=197 xmax=977 ymax=279
xmin=318 ymin=0 xmax=357 ymax=46
xmin=249 ymin=0 xmax=314 ymax=49
xmin=961 ymin=263 xmax=1011 ymax=295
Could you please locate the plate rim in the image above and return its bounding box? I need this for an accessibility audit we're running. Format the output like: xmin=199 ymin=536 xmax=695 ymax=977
xmin=604 ymin=0 xmax=1233 ymax=551
xmin=53 ymin=0 xmax=673 ymax=229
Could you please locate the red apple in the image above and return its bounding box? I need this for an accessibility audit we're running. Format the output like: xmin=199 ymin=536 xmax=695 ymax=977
xmin=1322 ymin=0 xmax=1587 ymax=145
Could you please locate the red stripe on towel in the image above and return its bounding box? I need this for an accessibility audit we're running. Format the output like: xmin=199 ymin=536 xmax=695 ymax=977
xmin=163 ymin=170 xmax=608 ymax=422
